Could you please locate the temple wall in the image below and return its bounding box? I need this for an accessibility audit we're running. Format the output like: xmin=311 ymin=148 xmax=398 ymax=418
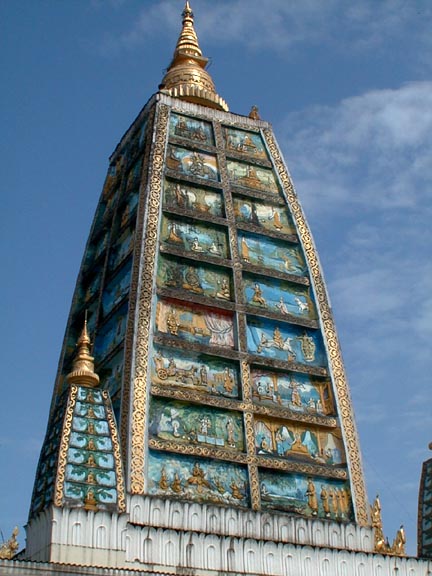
xmin=128 ymin=495 xmax=374 ymax=551
xmin=22 ymin=499 xmax=431 ymax=575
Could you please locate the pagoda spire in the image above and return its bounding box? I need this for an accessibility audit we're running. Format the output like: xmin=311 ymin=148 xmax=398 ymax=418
xmin=66 ymin=315 xmax=100 ymax=388
xmin=159 ymin=1 xmax=229 ymax=112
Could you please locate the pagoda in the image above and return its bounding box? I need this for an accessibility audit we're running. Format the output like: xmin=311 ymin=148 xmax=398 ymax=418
xmin=1 ymin=3 xmax=429 ymax=575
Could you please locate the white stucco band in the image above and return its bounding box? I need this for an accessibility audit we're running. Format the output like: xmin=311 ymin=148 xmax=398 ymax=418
xmin=23 ymin=496 xmax=431 ymax=575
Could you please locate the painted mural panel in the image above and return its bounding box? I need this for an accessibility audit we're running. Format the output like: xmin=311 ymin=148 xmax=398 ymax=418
xmin=247 ymin=317 xmax=326 ymax=367
xmin=161 ymin=215 xmax=229 ymax=259
xmin=239 ymin=231 xmax=306 ymax=277
xmin=155 ymin=298 xmax=235 ymax=349
xmin=81 ymin=265 xmax=103 ymax=304
xmin=233 ymin=196 xmax=295 ymax=236
xmin=224 ymin=127 xmax=268 ymax=160
xmin=103 ymin=187 xmax=119 ymax=219
xmin=260 ymin=470 xmax=353 ymax=521
xmin=94 ymin=301 xmax=128 ymax=360
xmin=169 ymin=112 xmax=214 ymax=146
xmin=251 ymin=369 xmax=334 ymax=416
xmin=419 ymin=459 xmax=432 ymax=556
xmin=166 ymin=145 xmax=219 ymax=181
xmin=149 ymin=398 xmax=244 ymax=452
xmin=227 ymin=160 xmax=279 ymax=194
xmin=86 ymin=229 xmax=108 ymax=266
xmin=163 ymin=178 xmax=223 ymax=217
xmin=255 ymin=418 xmax=345 ymax=466
xmin=98 ymin=348 xmax=124 ymax=398
xmin=126 ymin=157 xmax=142 ymax=191
xmin=243 ymin=274 xmax=316 ymax=320
xmin=102 ymin=258 xmax=132 ymax=318
xmin=148 ymin=450 xmax=249 ymax=507
xmin=109 ymin=224 xmax=135 ymax=271
xmin=118 ymin=188 xmax=139 ymax=228
xmin=151 ymin=345 xmax=239 ymax=398
xmin=157 ymin=255 xmax=232 ymax=302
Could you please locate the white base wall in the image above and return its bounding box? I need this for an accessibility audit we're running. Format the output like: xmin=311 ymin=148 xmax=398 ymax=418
xmin=24 ymin=497 xmax=431 ymax=576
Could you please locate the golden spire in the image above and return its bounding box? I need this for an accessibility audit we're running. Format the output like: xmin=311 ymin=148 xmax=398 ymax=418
xmin=67 ymin=315 xmax=100 ymax=388
xmin=159 ymin=1 xmax=229 ymax=112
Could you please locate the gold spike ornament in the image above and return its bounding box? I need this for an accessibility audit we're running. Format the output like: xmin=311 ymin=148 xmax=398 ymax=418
xmin=159 ymin=2 xmax=229 ymax=111
xmin=66 ymin=316 xmax=100 ymax=388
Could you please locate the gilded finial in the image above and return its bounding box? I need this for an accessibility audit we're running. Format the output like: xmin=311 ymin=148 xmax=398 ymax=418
xmin=159 ymin=2 xmax=228 ymax=111
xmin=66 ymin=315 xmax=100 ymax=388
xmin=370 ymin=495 xmax=407 ymax=556
xmin=249 ymin=105 xmax=261 ymax=120
xmin=0 ymin=526 xmax=19 ymax=559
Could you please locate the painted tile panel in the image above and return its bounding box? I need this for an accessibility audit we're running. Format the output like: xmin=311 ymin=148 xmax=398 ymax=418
xmin=155 ymin=298 xmax=235 ymax=349
xmin=102 ymin=258 xmax=132 ymax=317
xmin=224 ymin=127 xmax=268 ymax=160
xmin=243 ymin=274 xmax=316 ymax=320
xmin=148 ymin=450 xmax=249 ymax=507
xmin=227 ymin=160 xmax=279 ymax=194
xmin=238 ymin=231 xmax=306 ymax=276
xmin=149 ymin=398 xmax=244 ymax=452
xmin=151 ymin=346 xmax=240 ymax=399
xmin=247 ymin=317 xmax=326 ymax=367
xmin=163 ymin=179 xmax=223 ymax=217
xmin=251 ymin=369 xmax=334 ymax=416
xmin=233 ymin=196 xmax=295 ymax=236
xmin=161 ymin=215 xmax=229 ymax=259
xmin=169 ymin=112 xmax=214 ymax=146
xmin=94 ymin=301 xmax=128 ymax=360
xmin=157 ymin=255 xmax=232 ymax=302
xmin=255 ymin=418 xmax=346 ymax=466
xmin=109 ymin=224 xmax=135 ymax=271
xmin=167 ymin=145 xmax=219 ymax=181
xmin=260 ymin=470 xmax=353 ymax=521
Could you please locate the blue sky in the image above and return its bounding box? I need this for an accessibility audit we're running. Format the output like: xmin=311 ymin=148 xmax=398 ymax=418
xmin=1 ymin=0 xmax=431 ymax=555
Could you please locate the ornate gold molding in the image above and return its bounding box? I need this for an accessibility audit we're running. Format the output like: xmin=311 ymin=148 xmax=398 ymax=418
xmin=54 ymin=385 xmax=77 ymax=506
xmin=130 ymin=103 xmax=170 ymax=493
xmin=103 ymin=390 xmax=126 ymax=512
xmin=263 ymin=128 xmax=369 ymax=525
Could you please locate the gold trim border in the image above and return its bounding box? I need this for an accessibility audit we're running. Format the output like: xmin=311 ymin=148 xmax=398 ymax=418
xmin=263 ymin=128 xmax=369 ymax=525
xmin=130 ymin=103 xmax=170 ymax=493
xmin=54 ymin=385 xmax=77 ymax=506
xmin=103 ymin=390 xmax=126 ymax=512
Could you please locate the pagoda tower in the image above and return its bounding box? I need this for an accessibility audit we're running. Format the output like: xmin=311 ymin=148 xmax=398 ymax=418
xmin=5 ymin=3 xmax=427 ymax=575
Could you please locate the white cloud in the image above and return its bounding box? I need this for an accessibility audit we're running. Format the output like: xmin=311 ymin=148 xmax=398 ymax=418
xmin=284 ymin=81 xmax=432 ymax=213
xmin=279 ymin=83 xmax=432 ymax=481
xmin=110 ymin=0 xmax=432 ymax=68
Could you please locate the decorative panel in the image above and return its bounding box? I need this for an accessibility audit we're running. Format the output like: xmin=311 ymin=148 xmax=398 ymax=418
xmin=260 ymin=469 xmax=354 ymax=521
xmin=161 ymin=215 xmax=229 ymax=259
xmin=246 ymin=317 xmax=326 ymax=367
xmin=94 ymin=302 xmax=128 ymax=360
xmin=148 ymin=450 xmax=249 ymax=507
xmin=149 ymin=398 xmax=244 ymax=452
xmin=243 ymin=273 xmax=316 ymax=320
xmin=163 ymin=178 xmax=224 ymax=217
xmin=151 ymin=346 xmax=240 ymax=399
xmin=251 ymin=369 xmax=334 ymax=416
xmin=155 ymin=298 xmax=235 ymax=349
xmin=102 ymin=258 xmax=132 ymax=318
xmin=227 ymin=160 xmax=279 ymax=194
xmin=254 ymin=418 xmax=346 ymax=466
xmin=169 ymin=112 xmax=214 ymax=146
xmin=224 ymin=127 xmax=268 ymax=160
xmin=167 ymin=145 xmax=219 ymax=181
xmin=157 ymin=255 xmax=232 ymax=302
xmin=233 ymin=196 xmax=295 ymax=236
xmin=238 ymin=231 xmax=306 ymax=276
